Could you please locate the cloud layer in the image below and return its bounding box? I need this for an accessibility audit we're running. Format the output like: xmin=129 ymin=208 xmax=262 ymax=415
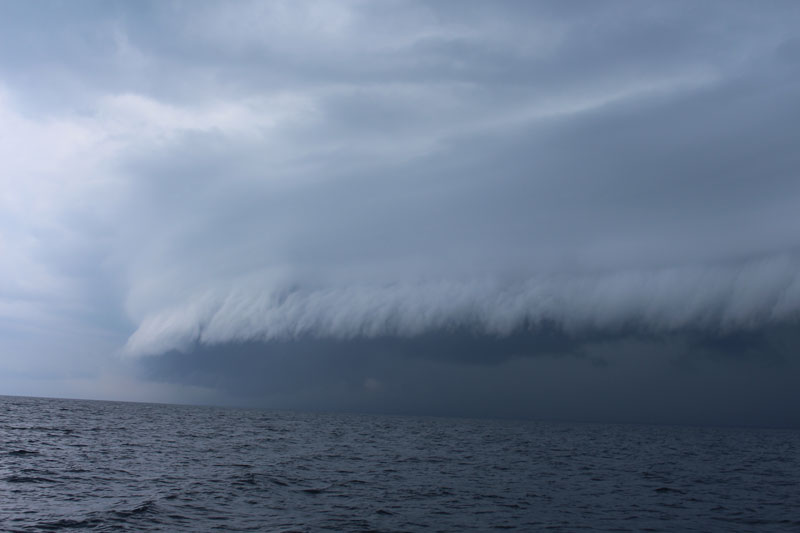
xmin=2 ymin=1 xmax=800 ymax=419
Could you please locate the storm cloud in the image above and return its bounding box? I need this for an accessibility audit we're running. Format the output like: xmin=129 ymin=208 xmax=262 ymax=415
xmin=1 ymin=1 xmax=800 ymax=424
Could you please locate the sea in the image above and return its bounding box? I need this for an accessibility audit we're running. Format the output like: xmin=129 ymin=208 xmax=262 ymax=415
xmin=0 ymin=395 xmax=798 ymax=531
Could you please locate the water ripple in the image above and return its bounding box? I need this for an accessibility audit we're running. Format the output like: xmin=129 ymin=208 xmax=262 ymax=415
xmin=0 ymin=395 xmax=797 ymax=531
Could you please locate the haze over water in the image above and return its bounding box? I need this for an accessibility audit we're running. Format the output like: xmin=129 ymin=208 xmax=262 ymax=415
xmin=2 ymin=395 xmax=798 ymax=531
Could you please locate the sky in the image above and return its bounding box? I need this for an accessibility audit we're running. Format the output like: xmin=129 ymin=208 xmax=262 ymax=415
xmin=2 ymin=0 xmax=800 ymax=427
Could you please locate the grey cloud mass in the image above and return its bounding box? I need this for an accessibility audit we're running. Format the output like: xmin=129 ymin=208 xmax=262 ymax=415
xmin=1 ymin=1 xmax=800 ymax=425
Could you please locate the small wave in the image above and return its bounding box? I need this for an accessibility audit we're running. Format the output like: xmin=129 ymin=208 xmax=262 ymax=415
xmin=113 ymin=499 xmax=158 ymax=518
xmin=8 ymin=449 xmax=40 ymax=456
xmin=36 ymin=518 xmax=102 ymax=530
xmin=340 ymin=478 xmax=368 ymax=486
xmin=300 ymin=485 xmax=332 ymax=495
xmin=5 ymin=475 xmax=56 ymax=483
xmin=654 ymin=487 xmax=686 ymax=494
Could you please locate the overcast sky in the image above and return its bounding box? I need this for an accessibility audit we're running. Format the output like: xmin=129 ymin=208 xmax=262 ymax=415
xmin=2 ymin=1 xmax=800 ymax=426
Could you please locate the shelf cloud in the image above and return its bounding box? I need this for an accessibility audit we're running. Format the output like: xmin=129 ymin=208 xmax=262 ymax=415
xmin=125 ymin=257 xmax=800 ymax=357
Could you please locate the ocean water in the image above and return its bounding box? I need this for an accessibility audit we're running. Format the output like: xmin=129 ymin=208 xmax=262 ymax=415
xmin=0 ymin=396 xmax=798 ymax=532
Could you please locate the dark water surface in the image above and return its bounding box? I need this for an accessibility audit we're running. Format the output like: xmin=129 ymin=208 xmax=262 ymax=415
xmin=0 ymin=396 xmax=798 ymax=531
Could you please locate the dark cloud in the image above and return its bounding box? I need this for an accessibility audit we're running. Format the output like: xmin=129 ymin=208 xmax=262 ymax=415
xmin=142 ymin=322 xmax=800 ymax=427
